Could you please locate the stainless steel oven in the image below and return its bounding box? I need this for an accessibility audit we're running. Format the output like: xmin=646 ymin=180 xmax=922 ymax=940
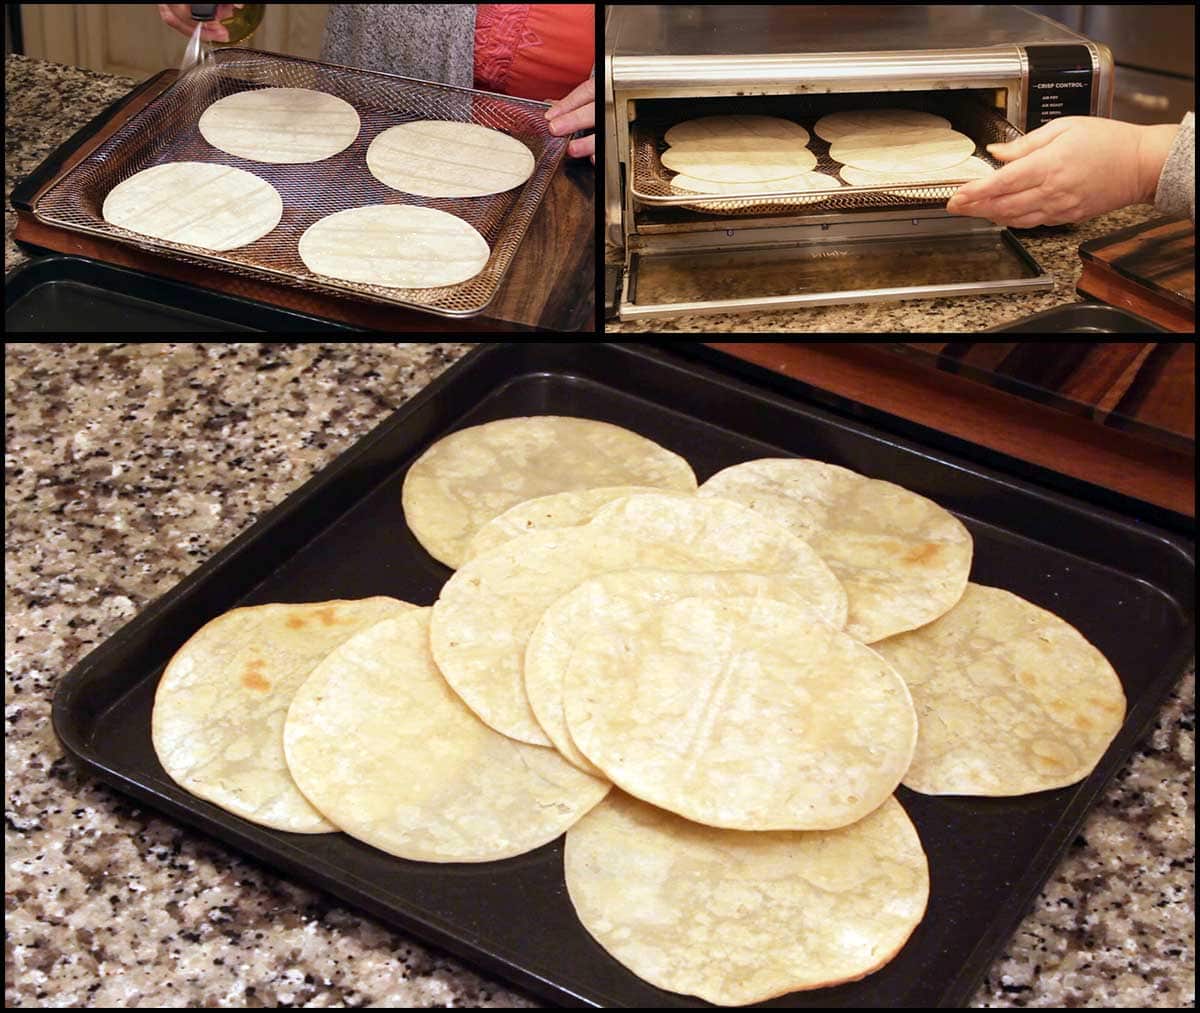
xmin=606 ymin=4 xmax=1116 ymax=321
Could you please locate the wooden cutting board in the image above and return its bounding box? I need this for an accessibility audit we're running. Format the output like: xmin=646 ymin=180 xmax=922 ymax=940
xmin=704 ymin=343 xmax=1194 ymax=520
xmin=1076 ymin=216 xmax=1194 ymax=332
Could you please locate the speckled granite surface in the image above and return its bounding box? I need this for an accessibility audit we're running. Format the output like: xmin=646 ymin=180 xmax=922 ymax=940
xmin=6 ymin=343 xmax=1194 ymax=1008
xmin=604 ymin=196 xmax=1165 ymax=335
xmin=5 ymin=54 xmax=138 ymax=274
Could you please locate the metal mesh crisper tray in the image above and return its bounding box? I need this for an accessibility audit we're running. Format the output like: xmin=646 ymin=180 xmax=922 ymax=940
xmin=631 ymin=92 xmax=1021 ymax=217
xmin=34 ymin=49 xmax=567 ymax=317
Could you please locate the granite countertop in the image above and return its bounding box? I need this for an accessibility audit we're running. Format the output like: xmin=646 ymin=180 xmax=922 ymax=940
xmin=603 ymin=186 xmax=1163 ymax=335
xmin=4 ymin=54 xmax=139 ymax=275
xmin=6 ymin=343 xmax=1194 ymax=1008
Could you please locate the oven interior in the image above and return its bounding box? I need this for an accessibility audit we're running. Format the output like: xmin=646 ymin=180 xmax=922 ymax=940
xmin=625 ymin=89 xmax=1015 ymax=231
xmin=611 ymin=88 xmax=1056 ymax=318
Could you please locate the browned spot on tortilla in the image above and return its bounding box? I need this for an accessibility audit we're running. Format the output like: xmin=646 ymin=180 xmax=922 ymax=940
xmin=315 ymin=607 xmax=339 ymax=626
xmin=242 ymin=658 xmax=270 ymax=692
xmin=1017 ymin=670 xmax=1038 ymax=689
xmin=1075 ymin=713 xmax=1094 ymax=731
xmin=903 ymin=542 xmax=940 ymax=564
xmin=285 ymin=615 xmax=307 ymax=629
xmin=1030 ymin=738 xmax=1075 ymax=773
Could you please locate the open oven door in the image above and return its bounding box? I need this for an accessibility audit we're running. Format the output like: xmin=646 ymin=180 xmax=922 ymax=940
xmin=605 ymin=262 xmax=623 ymax=321
xmin=617 ymin=218 xmax=1054 ymax=321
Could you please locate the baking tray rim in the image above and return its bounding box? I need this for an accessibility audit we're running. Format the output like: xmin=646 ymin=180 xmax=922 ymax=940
xmin=50 ymin=341 xmax=1195 ymax=1007
xmin=3 ymin=254 xmax=357 ymax=332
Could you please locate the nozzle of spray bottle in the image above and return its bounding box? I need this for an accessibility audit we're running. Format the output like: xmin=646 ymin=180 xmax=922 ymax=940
xmin=180 ymin=5 xmax=218 ymax=73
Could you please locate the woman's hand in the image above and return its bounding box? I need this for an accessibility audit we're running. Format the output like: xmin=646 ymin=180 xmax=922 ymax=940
xmin=158 ymin=4 xmax=244 ymax=43
xmin=546 ymin=78 xmax=595 ymax=163
xmin=946 ymin=116 xmax=1174 ymax=227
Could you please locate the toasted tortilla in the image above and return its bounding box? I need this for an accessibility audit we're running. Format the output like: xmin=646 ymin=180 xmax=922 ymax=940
xmin=565 ymin=791 xmax=929 ymax=1004
xmin=283 ymin=608 xmax=609 ymax=861
xmin=430 ymin=498 xmax=845 ymax=746
xmin=699 ymin=459 xmax=972 ymax=642
xmin=151 ymin=597 xmax=413 ymax=832
xmin=402 ymin=417 xmax=697 ymax=569
xmin=563 ymin=596 xmax=916 ymax=830
xmin=873 ymin=583 xmax=1127 ymax=795
xmin=526 ymin=568 xmax=848 ymax=775
xmin=463 ymin=485 xmax=670 ymax=562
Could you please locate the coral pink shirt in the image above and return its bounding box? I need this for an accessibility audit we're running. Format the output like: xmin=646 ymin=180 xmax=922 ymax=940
xmin=474 ymin=4 xmax=594 ymax=102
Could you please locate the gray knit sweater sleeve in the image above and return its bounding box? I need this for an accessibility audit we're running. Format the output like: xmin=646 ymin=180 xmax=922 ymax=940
xmin=1153 ymin=112 xmax=1194 ymax=223
xmin=320 ymin=4 xmax=476 ymax=87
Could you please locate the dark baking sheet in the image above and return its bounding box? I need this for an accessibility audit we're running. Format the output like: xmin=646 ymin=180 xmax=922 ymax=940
xmin=5 ymin=256 xmax=354 ymax=333
xmin=986 ymin=302 xmax=1165 ymax=333
xmin=52 ymin=342 xmax=1194 ymax=1008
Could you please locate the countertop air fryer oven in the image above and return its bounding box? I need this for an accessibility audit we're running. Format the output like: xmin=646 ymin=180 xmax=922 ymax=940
xmin=605 ymin=4 xmax=1115 ymax=321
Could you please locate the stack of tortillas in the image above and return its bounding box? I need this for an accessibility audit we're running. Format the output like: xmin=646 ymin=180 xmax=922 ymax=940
xmin=816 ymin=107 xmax=995 ymax=196
xmin=661 ymin=114 xmax=841 ymax=209
xmin=152 ymin=414 xmax=1127 ymax=1005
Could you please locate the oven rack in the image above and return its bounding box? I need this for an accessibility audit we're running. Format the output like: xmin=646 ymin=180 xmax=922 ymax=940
xmin=629 ymin=93 xmax=1022 ymax=217
xmin=32 ymin=49 xmax=566 ymax=317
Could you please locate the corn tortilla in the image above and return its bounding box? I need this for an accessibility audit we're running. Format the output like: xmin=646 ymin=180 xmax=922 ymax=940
xmin=463 ymin=485 xmax=669 ymax=562
xmin=565 ymin=791 xmax=929 ymax=1004
xmin=283 ymin=608 xmax=609 ymax=861
xmin=699 ymin=459 xmax=972 ymax=642
xmin=151 ymin=597 xmax=413 ymax=833
xmin=563 ymin=595 xmax=916 ymax=830
xmin=366 ymin=120 xmax=534 ymax=198
xmin=198 ymin=87 xmax=360 ymax=163
xmin=402 ymin=417 xmax=697 ymax=569
xmin=873 ymin=583 xmax=1126 ymax=795
xmin=430 ymin=500 xmax=845 ymax=746
xmin=665 ymin=114 xmax=810 ymax=147
xmin=102 ymin=162 xmax=282 ymax=252
xmin=298 ymin=205 xmax=490 ymax=289
xmin=526 ymin=568 xmax=848 ymax=775
xmin=813 ymin=108 xmax=951 ymax=142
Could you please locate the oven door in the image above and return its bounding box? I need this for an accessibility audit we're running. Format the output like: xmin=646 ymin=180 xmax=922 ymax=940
xmin=617 ymin=215 xmax=1053 ymax=321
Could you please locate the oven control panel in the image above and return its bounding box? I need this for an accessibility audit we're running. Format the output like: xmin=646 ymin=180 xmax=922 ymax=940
xmin=1025 ymin=45 xmax=1095 ymax=127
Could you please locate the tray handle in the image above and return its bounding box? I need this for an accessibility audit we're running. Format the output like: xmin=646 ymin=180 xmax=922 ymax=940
xmin=11 ymin=70 xmax=175 ymax=212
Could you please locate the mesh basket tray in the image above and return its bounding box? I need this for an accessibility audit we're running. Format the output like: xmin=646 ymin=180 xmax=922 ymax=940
xmin=630 ymin=93 xmax=1021 ymax=217
xmin=33 ymin=49 xmax=567 ymax=317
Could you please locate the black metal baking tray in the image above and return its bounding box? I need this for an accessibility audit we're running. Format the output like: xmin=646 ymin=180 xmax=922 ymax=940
xmin=51 ymin=343 xmax=1194 ymax=1007
xmin=5 ymin=256 xmax=355 ymax=332
xmin=986 ymin=302 xmax=1165 ymax=332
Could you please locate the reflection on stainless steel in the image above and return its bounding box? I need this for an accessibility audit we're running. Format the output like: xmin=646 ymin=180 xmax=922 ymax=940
xmin=611 ymin=5 xmax=1095 ymax=59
